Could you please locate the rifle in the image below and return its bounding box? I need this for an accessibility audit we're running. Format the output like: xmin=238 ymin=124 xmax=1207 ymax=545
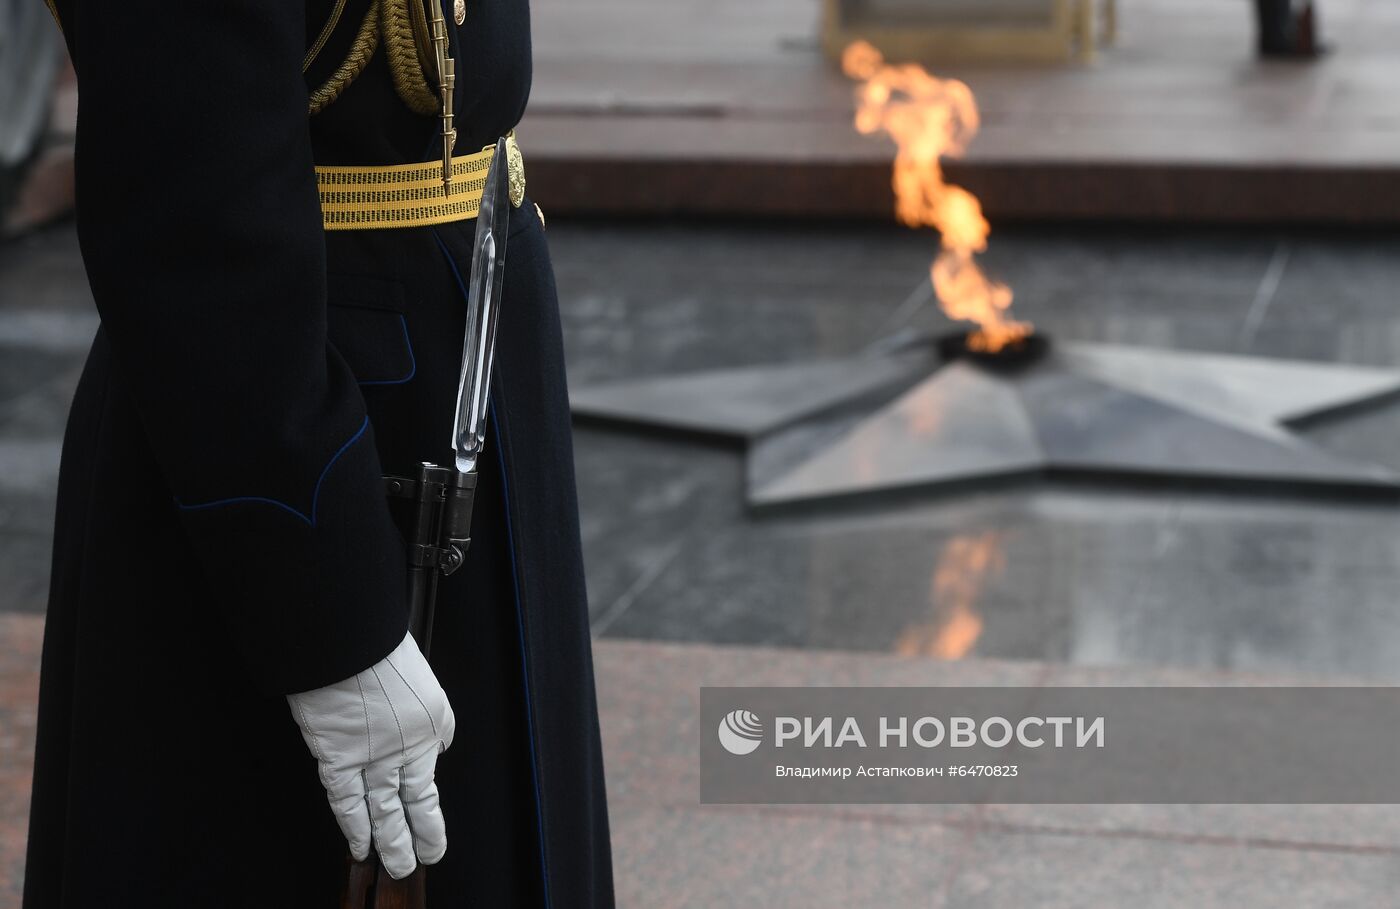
xmin=342 ymin=855 xmax=427 ymax=909
xmin=340 ymin=136 xmax=512 ymax=909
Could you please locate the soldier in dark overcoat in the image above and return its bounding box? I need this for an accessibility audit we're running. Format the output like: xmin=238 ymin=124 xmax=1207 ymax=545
xmin=23 ymin=0 xmax=614 ymax=905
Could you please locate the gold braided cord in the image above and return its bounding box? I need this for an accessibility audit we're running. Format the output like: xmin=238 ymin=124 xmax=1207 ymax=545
xmin=307 ymin=1 xmax=380 ymax=116
xmin=378 ymin=0 xmax=439 ymax=115
xmin=303 ymin=0 xmax=349 ymax=73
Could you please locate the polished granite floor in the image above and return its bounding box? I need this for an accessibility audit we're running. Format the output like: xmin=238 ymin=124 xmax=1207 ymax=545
xmin=553 ymin=220 xmax=1400 ymax=683
xmin=3 ymin=221 xmax=1400 ymax=684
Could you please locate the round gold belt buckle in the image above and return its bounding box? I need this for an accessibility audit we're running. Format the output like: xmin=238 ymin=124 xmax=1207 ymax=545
xmin=504 ymin=133 xmax=526 ymax=209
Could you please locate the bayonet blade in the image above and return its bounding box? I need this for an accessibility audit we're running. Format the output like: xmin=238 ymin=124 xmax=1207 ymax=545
xmin=450 ymin=138 xmax=512 ymax=473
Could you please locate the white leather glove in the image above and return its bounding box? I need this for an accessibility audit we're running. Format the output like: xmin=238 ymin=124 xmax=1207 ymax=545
xmin=287 ymin=631 xmax=456 ymax=879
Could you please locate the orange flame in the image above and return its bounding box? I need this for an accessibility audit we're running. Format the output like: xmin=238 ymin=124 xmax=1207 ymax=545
xmin=894 ymin=531 xmax=1003 ymax=660
xmin=842 ymin=41 xmax=1030 ymax=353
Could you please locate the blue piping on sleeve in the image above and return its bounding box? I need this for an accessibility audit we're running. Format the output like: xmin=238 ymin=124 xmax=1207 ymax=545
xmin=174 ymin=415 xmax=370 ymax=527
xmin=358 ymin=314 xmax=418 ymax=387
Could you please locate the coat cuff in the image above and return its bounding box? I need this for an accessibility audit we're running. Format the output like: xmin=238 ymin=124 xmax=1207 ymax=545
xmin=178 ymin=419 xmax=410 ymax=694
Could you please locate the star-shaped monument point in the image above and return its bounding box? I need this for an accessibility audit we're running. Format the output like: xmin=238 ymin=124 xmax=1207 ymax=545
xmin=571 ymin=335 xmax=1400 ymax=509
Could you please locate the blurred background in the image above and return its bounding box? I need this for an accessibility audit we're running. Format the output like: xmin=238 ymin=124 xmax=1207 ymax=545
xmin=6 ymin=0 xmax=1400 ymax=905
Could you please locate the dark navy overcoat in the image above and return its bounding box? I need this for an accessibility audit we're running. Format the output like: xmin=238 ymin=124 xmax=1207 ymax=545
xmin=23 ymin=0 xmax=614 ymax=905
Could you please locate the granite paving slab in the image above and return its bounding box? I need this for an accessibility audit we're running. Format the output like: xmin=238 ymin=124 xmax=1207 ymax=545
xmin=594 ymin=638 xmax=1400 ymax=908
xmin=525 ymin=0 xmax=1400 ymax=221
xmin=5 ymin=620 xmax=1400 ymax=905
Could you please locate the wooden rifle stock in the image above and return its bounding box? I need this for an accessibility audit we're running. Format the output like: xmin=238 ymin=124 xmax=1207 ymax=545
xmin=341 ymin=857 xmax=426 ymax=909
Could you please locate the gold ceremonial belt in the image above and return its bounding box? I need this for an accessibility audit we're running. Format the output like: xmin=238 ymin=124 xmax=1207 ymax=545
xmin=315 ymin=134 xmax=526 ymax=231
